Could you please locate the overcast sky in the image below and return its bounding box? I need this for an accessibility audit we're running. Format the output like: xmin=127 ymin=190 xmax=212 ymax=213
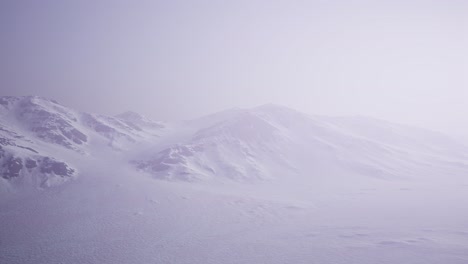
xmin=1 ymin=0 xmax=467 ymax=135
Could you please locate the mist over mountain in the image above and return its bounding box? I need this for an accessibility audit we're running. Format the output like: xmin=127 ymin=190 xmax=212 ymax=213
xmin=2 ymin=0 xmax=468 ymax=262
xmin=2 ymin=95 xmax=467 ymax=191
xmin=1 ymin=96 xmax=468 ymax=264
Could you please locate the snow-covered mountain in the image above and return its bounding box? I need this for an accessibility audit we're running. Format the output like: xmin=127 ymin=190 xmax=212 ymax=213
xmin=2 ymin=96 xmax=468 ymax=191
xmin=2 ymin=96 xmax=468 ymax=264
xmin=135 ymin=103 xmax=468 ymax=184
xmin=0 ymin=96 xmax=164 ymax=190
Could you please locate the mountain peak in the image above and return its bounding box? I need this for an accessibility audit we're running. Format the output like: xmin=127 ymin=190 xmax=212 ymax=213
xmin=254 ymin=103 xmax=293 ymax=111
xmin=251 ymin=103 xmax=302 ymax=116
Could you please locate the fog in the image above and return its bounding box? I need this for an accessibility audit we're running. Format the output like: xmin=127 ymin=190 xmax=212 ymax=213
xmin=2 ymin=3 xmax=468 ymax=262
xmin=1 ymin=0 xmax=467 ymax=135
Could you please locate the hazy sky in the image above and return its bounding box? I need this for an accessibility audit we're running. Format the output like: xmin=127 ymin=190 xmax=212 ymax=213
xmin=1 ymin=0 xmax=467 ymax=134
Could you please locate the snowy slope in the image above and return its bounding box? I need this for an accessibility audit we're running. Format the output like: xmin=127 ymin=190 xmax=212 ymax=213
xmin=2 ymin=96 xmax=468 ymax=190
xmin=136 ymin=103 xmax=468 ymax=184
xmin=2 ymin=96 xmax=468 ymax=189
xmin=1 ymin=97 xmax=468 ymax=264
xmin=1 ymin=151 xmax=468 ymax=264
xmin=0 ymin=96 xmax=164 ymax=191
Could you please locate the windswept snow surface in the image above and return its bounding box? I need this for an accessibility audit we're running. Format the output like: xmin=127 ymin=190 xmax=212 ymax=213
xmin=1 ymin=97 xmax=468 ymax=264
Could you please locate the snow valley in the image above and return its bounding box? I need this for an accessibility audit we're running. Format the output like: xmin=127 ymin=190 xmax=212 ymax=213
xmin=1 ymin=96 xmax=468 ymax=264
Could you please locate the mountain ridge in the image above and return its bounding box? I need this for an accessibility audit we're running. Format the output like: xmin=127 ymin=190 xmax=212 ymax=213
xmin=1 ymin=96 xmax=468 ymax=192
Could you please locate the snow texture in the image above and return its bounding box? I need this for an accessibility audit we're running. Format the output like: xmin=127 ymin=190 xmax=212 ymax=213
xmin=1 ymin=96 xmax=468 ymax=264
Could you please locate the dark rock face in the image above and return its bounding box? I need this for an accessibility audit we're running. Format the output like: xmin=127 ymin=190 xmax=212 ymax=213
xmin=28 ymin=113 xmax=87 ymax=147
xmin=0 ymin=96 xmax=20 ymax=107
xmin=1 ymin=154 xmax=74 ymax=180
xmin=25 ymin=158 xmax=37 ymax=169
xmin=39 ymin=157 xmax=74 ymax=177
xmin=3 ymin=157 xmax=23 ymax=179
xmin=0 ymin=137 xmax=12 ymax=146
xmin=82 ymin=113 xmax=135 ymax=142
xmin=16 ymin=98 xmax=88 ymax=149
